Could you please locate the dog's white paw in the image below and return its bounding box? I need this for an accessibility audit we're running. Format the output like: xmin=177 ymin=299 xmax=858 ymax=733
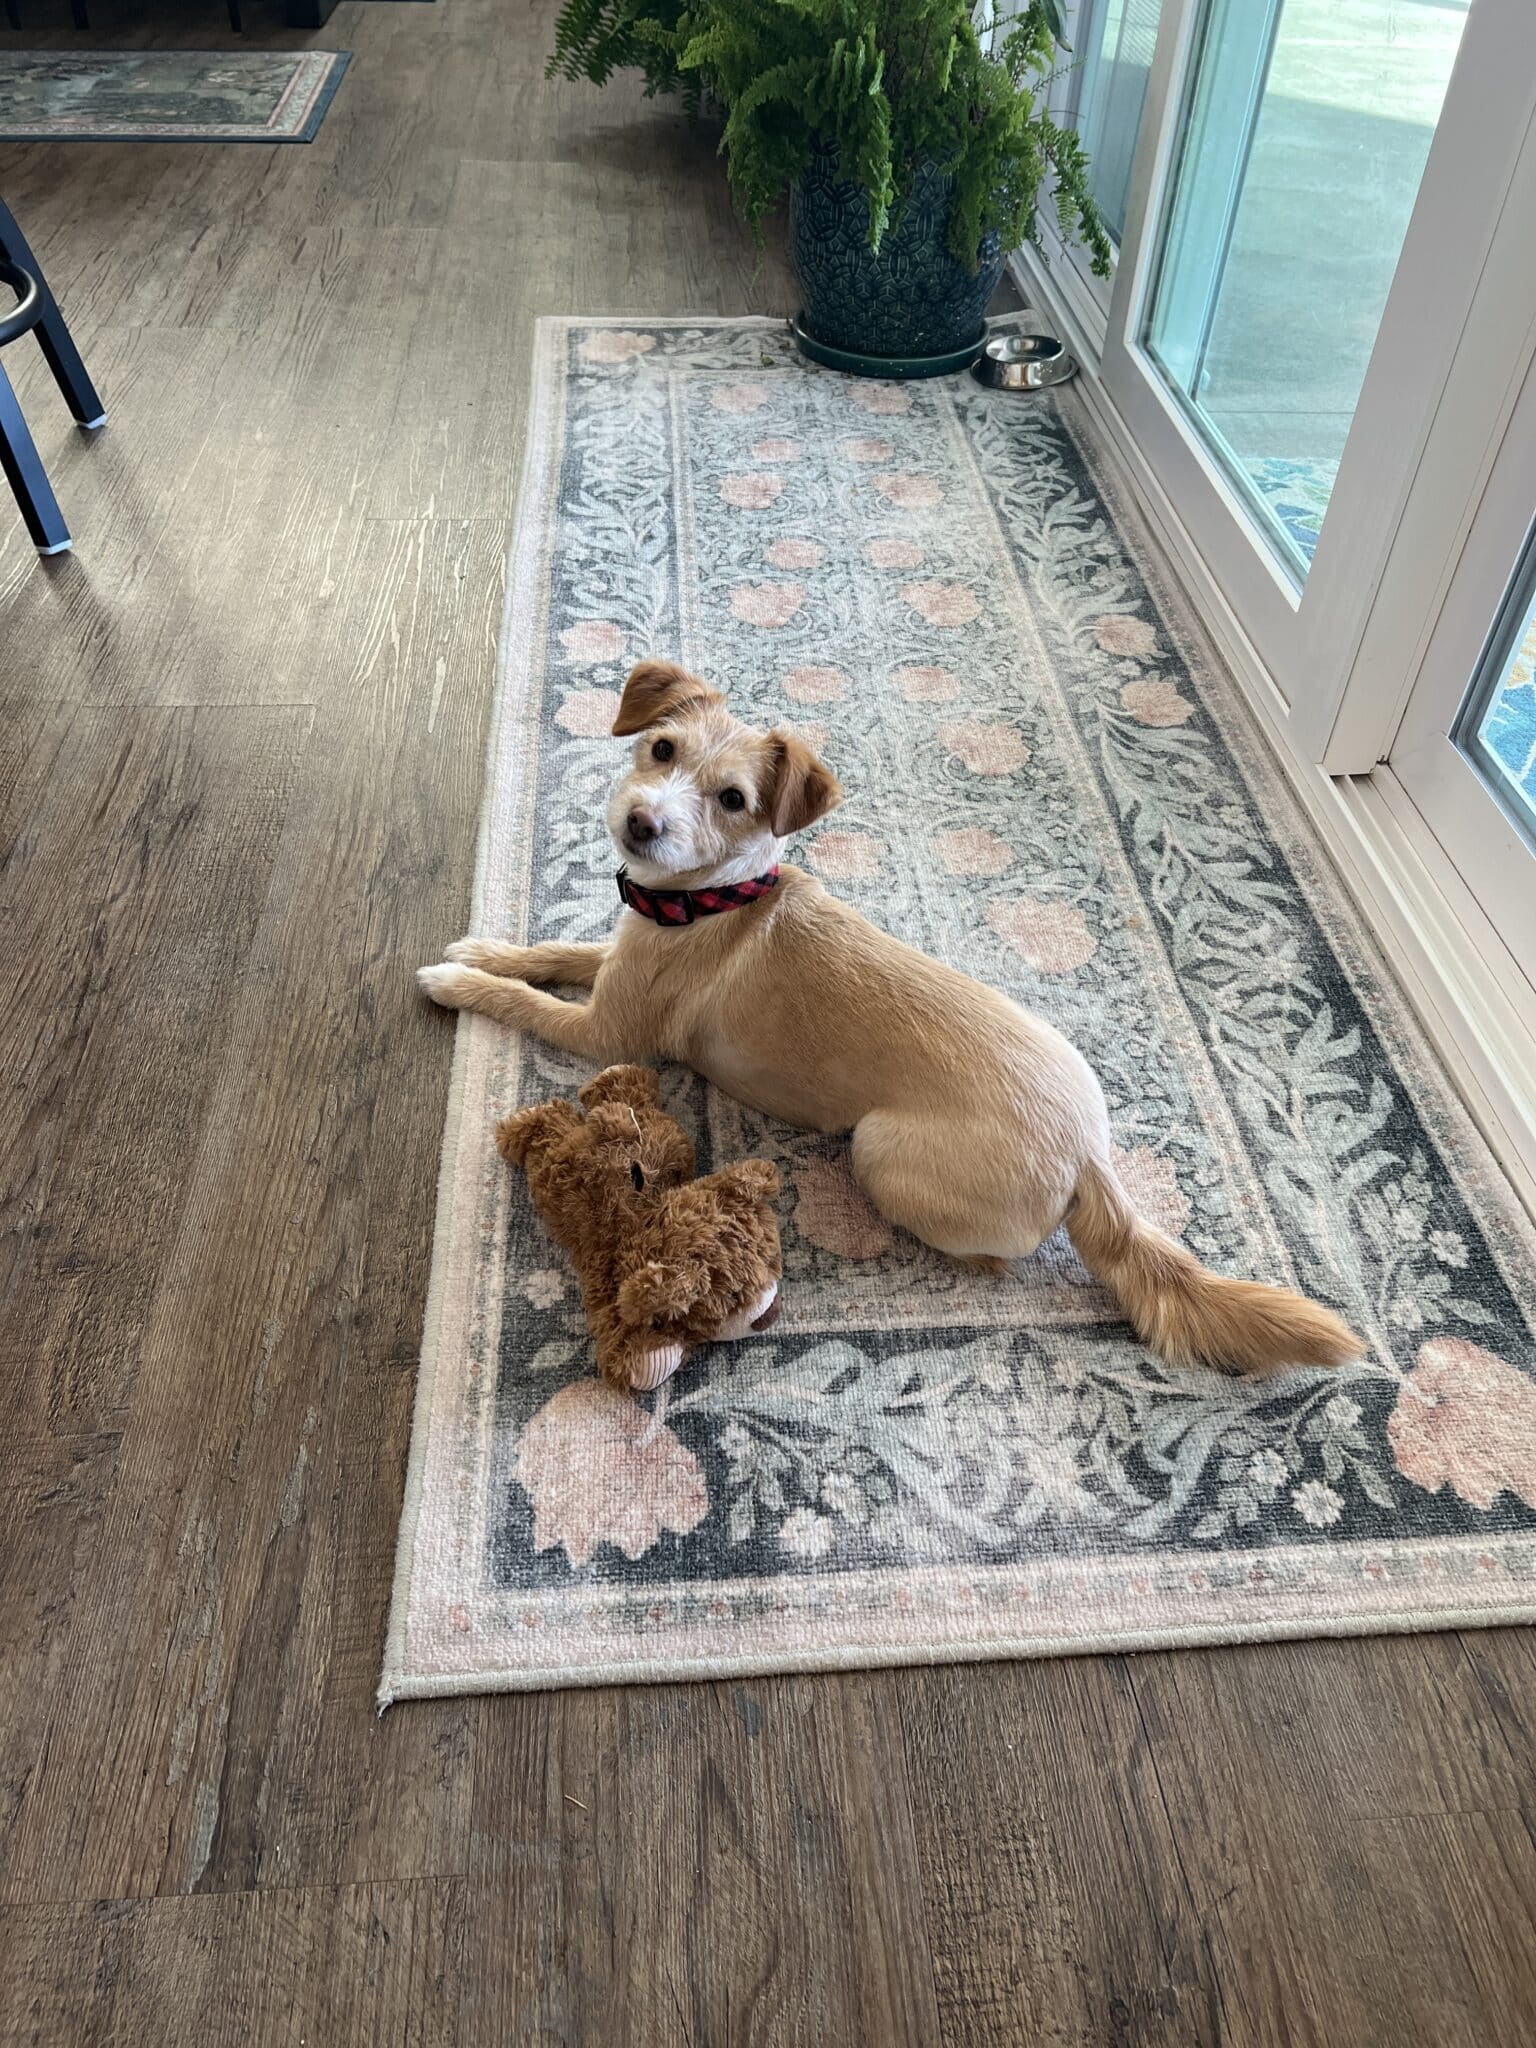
xmin=418 ymin=962 xmax=474 ymax=1008
xmin=444 ymin=937 xmax=497 ymax=969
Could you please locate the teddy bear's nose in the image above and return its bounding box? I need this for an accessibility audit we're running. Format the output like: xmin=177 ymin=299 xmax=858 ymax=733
xmin=626 ymin=806 xmax=664 ymax=844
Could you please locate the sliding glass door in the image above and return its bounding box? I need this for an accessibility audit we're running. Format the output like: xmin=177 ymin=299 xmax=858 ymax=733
xmin=1387 ymin=352 xmax=1536 ymax=978
xmin=1020 ymin=0 xmax=1536 ymax=1180
xmin=1075 ymin=0 xmax=1536 ymax=764
xmin=1141 ymin=0 xmax=1467 ymax=581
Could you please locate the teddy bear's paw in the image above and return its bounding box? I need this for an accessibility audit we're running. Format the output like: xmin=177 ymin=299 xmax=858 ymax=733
xmin=627 ymin=1340 xmax=687 ymax=1391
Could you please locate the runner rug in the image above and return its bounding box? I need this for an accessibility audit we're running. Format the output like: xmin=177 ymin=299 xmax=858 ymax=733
xmin=381 ymin=316 xmax=1536 ymax=1702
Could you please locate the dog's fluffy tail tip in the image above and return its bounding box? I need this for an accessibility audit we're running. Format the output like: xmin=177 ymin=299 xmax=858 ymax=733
xmin=1067 ymin=1159 xmax=1365 ymax=1377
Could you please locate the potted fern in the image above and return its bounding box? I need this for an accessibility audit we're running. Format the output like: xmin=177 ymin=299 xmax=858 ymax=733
xmin=549 ymin=1 xmax=1111 ymax=375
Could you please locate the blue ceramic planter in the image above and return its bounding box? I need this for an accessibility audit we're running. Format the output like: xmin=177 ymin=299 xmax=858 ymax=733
xmin=789 ymin=140 xmax=1004 ymax=363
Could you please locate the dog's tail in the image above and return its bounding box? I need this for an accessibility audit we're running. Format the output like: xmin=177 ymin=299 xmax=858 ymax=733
xmin=1065 ymin=1158 xmax=1364 ymax=1375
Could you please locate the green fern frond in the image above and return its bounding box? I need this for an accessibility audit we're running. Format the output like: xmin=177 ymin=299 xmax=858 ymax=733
xmin=548 ymin=0 xmax=1112 ymax=276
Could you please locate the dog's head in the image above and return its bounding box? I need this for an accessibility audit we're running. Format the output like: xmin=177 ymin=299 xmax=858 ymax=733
xmin=606 ymin=661 xmax=841 ymax=886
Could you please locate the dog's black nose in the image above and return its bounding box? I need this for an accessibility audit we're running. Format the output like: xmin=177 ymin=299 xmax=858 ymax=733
xmin=627 ymin=807 xmax=663 ymax=844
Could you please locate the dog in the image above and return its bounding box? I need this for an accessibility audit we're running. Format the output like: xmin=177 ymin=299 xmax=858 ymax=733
xmin=420 ymin=660 xmax=1364 ymax=1375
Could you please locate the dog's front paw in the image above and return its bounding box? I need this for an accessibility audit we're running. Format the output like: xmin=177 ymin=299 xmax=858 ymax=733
xmin=444 ymin=937 xmax=497 ymax=969
xmin=417 ymin=962 xmax=479 ymax=1010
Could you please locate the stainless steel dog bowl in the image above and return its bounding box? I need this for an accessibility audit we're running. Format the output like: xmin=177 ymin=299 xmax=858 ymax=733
xmin=971 ymin=332 xmax=1078 ymax=391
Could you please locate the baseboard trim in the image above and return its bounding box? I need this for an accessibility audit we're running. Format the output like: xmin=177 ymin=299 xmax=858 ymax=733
xmin=1009 ymin=245 xmax=1536 ymax=1224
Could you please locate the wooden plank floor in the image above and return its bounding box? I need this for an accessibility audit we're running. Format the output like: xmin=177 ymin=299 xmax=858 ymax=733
xmin=2 ymin=4 xmax=1534 ymax=2041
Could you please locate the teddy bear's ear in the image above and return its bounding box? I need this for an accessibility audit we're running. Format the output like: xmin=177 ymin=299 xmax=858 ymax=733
xmin=496 ymin=1099 xmax=579 ymax=1167
xmin=578 ymin=1065 xmax=662 ymax=1113
xmin=618 ymin=1257 xmax=709 ymax=1330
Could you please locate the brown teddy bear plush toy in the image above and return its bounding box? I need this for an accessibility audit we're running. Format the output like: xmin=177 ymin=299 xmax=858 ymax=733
xmin=496 ymin=1064 xmax=783 ymax=1392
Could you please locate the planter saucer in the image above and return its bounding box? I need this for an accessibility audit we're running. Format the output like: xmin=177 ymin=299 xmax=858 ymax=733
xmin=787 ymin=310 xmax=987 ymax=380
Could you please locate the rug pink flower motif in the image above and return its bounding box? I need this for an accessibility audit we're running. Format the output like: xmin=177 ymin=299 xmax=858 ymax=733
xmin=940 ymin=719 xmax=1030 ymax=776
xmin=766 ymin=538 xmax=824 ymax=570
xmin=792 ymin=1155 xmax=894 ymax=1260
xmin=711 ymin=381 xmax=771 ymax=414
xmin=555 ymin=688 xmax=622 ymax=738
xmin=730 ymin=582 xmax=805 ymax=629
xmin=783 ymin=665 xmax=850 ymax=703
xmin=935 ymin=827 xmax=1015 ymax=876
xmin=987 ymin=897 xmax=1098 ymax=972
xmin=577 ymin=330 xmax=656 ymax=364
xmin=777 ymin=719 xmax=830 ymax=754
xmin=848 ymin=383 xmax=913 ymax=416
xmin=866 ymin=538 xmax=924 ymax=570
xmin=560 ymin=620 xmax=627 ymax=664
xmin=1121 ymin=679 xmax=1195 ymax=727
xmin=1388 ymin=1339 xmax=1536 ymax=1510
xmin=1095 ymin=613 xmax=1158 ymax=657
xmin=903 ymin=581 xmax=981 ymax=627
xmin=892 ymin=662 xmax=959 ymax=701
xmin=752 ymin=437 xmax=802 ymax=460
xmin=513 ymin=1381 xmax=709 ymax=1566
xmin=1110 ymin=1143 xmax=1191 ymax=1239
xmin=809 ymin=830 xmax=885 ymax=881
xmin=876 ymin=473 xmax=944 ymax=510
xmin=842 ymin=436 xmax=894 ymax=464
xmin=719 ymin=472 xmax=786 ymax=510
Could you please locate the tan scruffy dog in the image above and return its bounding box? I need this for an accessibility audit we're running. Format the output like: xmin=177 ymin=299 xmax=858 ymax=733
xmin=427 ymin=661 xmax=1364 ymax=1377
xmin=497 ymin=1064 xmax=783 ymax=1391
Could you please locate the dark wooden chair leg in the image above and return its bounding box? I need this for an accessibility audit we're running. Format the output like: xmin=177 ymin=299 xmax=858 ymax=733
xmin=0 ymin=200 xmax=105 ymax=427
xmin=228 ymin=0 xmax=243 ymax=29
xmin=3 ymin=0 xmax=21 ymax=32
xmin=0 ymin=359 xmax=71 ymax=555
xmin=69 ymin=0 xmax=87 ymax=25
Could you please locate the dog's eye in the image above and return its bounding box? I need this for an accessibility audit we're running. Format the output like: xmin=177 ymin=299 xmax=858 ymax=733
xmin=718 ymin=787 xmax=746 ymax=812
xmin=630 ymin=1162 xmax=645 ymax=1191
xmin=651 ymin=738 xmax=675 ymax=763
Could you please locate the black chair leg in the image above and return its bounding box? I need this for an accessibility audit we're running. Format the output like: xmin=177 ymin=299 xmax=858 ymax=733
xmin=228 ymin=0 xmax=243 ymax=29
xmin=0 ymin=199 xmax=105 ymax=427
xmin=69 ymin=0 xmax=87 ymax=25
xmin=0 ymin=360 xmax=71 ymax=555
xmin=3 ymin=0 xmax=21 ymax=31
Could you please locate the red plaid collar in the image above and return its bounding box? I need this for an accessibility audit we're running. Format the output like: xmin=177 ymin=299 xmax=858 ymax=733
xmin=617 ymin=864 xmax=781 ymax=925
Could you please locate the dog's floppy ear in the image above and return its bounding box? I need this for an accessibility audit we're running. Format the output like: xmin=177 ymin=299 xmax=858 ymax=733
xmin=612 ymin=661 xmax=723 ymax=737
xmin=765 ymin=731 xmax=842 ymax=837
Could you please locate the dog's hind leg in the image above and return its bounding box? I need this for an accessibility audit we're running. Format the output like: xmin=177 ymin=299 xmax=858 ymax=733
xmin=443 ymin=939 xmax=610 ymax=986
xmin=851 ymin=1110 xmax=1069 ymax=1263
xmin=417 ymin=963 xmax=644 ymax=1063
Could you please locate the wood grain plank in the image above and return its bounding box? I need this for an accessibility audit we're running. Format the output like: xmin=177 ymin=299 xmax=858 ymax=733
xmin=900 ymin=1658 xmax=1222 ymax=2048
xmin=1201 ymin=1811 xmax=1536 ymax=2048
xmin=0 ymin=519 xmax=500 ymax=1905
xmin=464 ymin=1672 xmax=943 ymax=2047
xmin=0 ymin=1877 xmax=466 ymax=2048
xmin=0 ymin=703 xmax=311 ymax=1438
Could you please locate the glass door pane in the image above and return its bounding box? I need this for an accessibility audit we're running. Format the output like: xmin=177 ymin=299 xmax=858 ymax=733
xmin=1064 ymin=0 xmax=1164 ymax=247
xmin=1141 ymin=0 xmax=1469 ymax=578
xmin=1454 ymin=528 xmax=1536 ymax=845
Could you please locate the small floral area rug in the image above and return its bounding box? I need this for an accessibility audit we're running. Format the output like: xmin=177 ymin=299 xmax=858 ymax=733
xmin=0 ymin=52 xmax=350 ymax=144
xmin=381 ymin=317 xmax=1536 ymax=1703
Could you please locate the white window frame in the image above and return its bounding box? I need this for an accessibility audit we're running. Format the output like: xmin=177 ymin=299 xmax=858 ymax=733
xmin=1009 ymin=0 xmax=1536 ymax=1208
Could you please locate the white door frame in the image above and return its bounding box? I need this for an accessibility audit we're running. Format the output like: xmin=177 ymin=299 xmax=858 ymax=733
xmin=1092 ymin=0 xmax=1536 ymax=766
